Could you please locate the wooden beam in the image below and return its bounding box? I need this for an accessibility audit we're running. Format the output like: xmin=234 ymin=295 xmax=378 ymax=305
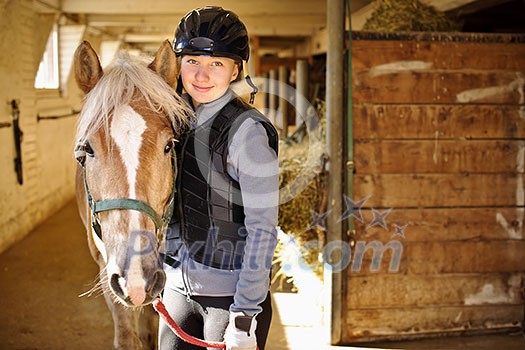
xmin=250 ymin=36 xmax=261 ymax=76
xmin=421 ymin=0 xmax=479 ymax=11
xmin=62 ymin=0 xmax=326 ymax=15
xmin=326 ymin=0 xmax=345 ymax=345
xmin=86 ymin=14 xmax=325 ymax=37
xmin=444 ymin=0 xmax=515 ymax=14
xmin=121 ymin=34 xmax=172 ymax=43
xmin=85 ymin=14 xmax=185 ymax=26
xmin=351 ymin=3 xmax=375 ymax=30
xmin=85 ymin=14 xmax=325 ymax=27
xmin=278 ymin=66 xmax=289 ymax=137
xmin=295 ymin=60 xmax=308 ymax=126
xmin=33 ymin=0 xmax=62 ymax=13
xmin=268 ymin=70 xmax=278 ymax=126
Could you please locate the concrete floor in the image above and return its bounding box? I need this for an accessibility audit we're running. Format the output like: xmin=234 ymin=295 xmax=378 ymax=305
xmin=0 ymin=201 xmax=524 ymax=350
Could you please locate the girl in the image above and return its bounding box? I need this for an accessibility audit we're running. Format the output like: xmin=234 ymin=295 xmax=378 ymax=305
xmin=159 ymin=7 xmax=279 ymax=350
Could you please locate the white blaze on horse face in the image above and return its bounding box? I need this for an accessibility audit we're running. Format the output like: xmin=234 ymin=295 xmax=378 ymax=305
xmin=110 ymin=105 xmax=146 ymax=202
xmin=110 ymin=104 xmax=147 ymax=306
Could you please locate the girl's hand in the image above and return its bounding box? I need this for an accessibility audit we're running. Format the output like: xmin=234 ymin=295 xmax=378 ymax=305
xmin=223 ymin=311 xmax=257 ymax=350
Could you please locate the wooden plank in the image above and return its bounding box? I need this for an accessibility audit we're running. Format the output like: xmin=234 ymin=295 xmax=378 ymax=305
xmin=344 ymin=240 xmax=525 ymax=276
xmin=352 ymin=39 xmax=525 ymax=72
xmin=345 ymin=305 xmax=523 ymax=341
xmin=353 ymin=70 xmax=525 ymax=104
xmin=409 ymin=241 xmax=525 ymax=274
xmin=353 ymin=32 xmax=525 ymax=44
xmin=353 ymin=207 xmax=524 ymax=242
xmin=347 ymin=273 xmax=523 ymax=308
xmin=342 ymin=238 xmax=408 ymax=275
xmin=354 ymin=140 xmax=524 ymax=174
xmin=353 ymin=104 xmax=525 ymax=139
xmin=354 ymin=174 xmax=521 ymax=207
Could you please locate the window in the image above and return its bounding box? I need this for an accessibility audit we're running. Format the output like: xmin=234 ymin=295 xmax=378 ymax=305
xmin=35 ymin=24 xmax=59 ymax=89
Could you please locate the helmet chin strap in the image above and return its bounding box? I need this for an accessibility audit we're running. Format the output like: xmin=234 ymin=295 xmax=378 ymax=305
xmin=243 ymin=60 xmax=258 ymax=104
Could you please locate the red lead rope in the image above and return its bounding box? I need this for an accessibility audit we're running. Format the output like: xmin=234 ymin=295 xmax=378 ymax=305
xmin=153 ymin=298 xmax=260 ymax=350
xmin=153 ymin=298 xmax=226 ymax=349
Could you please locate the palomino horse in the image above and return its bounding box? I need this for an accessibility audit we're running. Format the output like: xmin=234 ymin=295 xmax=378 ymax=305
xmin=73 ymin=40 xmax=191 ymax=349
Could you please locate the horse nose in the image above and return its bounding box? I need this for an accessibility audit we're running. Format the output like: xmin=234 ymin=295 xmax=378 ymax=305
xmin=109 ymin=269 xmax=165 ymax=306
xmin=109 ymin=272 xmax=147 ymax=306
xmin=109 ymin=273 xmax=127 ymax=301
xmin=147 ymin=269 xmax=166 ymax=298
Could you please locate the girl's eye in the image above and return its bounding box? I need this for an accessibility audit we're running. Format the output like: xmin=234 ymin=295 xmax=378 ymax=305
xmin=187 ymin=59 xmax=198 ymax=64
xmin=211 ymin=61 xmax=223 ymax=67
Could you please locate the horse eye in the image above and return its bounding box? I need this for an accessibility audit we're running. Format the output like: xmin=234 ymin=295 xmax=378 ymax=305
xmin=85 ymin=142 xmax=95 ymax=157
xmin=164 ymin=139 xmax=175 ymax=154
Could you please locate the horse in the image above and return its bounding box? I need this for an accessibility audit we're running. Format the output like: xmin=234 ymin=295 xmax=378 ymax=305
xmin=73 ymin=40 xmax=192 ymax=349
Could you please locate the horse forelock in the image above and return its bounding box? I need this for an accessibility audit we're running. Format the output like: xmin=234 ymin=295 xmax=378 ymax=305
xmin=75 ymin=50 xmax=193 ymax=144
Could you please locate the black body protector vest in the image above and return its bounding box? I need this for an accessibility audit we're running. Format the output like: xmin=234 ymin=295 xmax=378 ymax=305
xmin=176 ymin=98 xmax=278 ymax=270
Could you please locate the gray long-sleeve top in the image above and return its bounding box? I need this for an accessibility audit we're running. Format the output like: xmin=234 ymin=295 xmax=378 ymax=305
xmin=164 ymin=89 xmax=279 ymax=316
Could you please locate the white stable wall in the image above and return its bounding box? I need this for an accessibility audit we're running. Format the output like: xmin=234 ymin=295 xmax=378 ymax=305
xmin=0 ymin=0 xmax=101 ymax=254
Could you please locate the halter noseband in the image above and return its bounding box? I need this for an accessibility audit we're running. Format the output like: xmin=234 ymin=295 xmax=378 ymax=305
xmin=74 ymin=142 xmax=177 ymax=245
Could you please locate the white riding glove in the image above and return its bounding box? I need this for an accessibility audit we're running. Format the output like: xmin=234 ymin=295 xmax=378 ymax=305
xmin=223 ymin=311 xmax=257 ymax=350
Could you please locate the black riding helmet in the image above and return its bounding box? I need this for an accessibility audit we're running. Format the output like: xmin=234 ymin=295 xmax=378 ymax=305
xmin=173 ymin=6 xmax=258 ymax=103
xmin=174 ymin=6 xmax=249 ymax=62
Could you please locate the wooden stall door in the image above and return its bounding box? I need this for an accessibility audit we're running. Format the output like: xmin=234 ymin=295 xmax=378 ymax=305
xmin=345 ymin=33 xmax=525 ymax=342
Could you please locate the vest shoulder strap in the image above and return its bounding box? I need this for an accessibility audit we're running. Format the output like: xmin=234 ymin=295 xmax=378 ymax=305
xmin=209 ymin=98 xmax=278 ymax=177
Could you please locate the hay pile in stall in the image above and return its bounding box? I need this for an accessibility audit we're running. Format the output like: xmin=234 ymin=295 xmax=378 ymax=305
xmin=363 ymin=0 xmax=462 ymax=32
xmin=273 ymin=100 xmax=327 ymax=289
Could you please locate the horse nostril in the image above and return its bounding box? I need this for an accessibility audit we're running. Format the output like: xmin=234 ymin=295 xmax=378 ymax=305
xmin=110 ymin=273 xmax=125 ymax=298
xmin=147 ymin=269 xmax=166 ymax=297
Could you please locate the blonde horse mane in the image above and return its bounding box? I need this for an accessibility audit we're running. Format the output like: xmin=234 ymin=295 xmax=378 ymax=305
xmin=76 ymin=50 xmax=192 ymax=143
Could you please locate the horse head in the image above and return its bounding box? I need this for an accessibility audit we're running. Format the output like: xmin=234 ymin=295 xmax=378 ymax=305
xmin=74 ymin=40 xmax=191 ymax=307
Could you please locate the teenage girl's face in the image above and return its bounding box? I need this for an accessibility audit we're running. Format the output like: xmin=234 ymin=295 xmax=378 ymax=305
xmin=180 ymin=55 xmax=239 ymax=106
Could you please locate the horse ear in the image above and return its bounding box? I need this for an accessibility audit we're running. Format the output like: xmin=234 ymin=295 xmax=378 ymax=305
xmin=74 ymin=41 xmax=103 ymax=94
xmin=149 ymin=40 xmax=178 ymax=88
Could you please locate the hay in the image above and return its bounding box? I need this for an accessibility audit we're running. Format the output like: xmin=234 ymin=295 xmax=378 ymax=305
xmin=363 ymin=0 xmax=462 ymax=32
xmin=275 ymin=100 xmax=328 ymax=285
xmin=278 ymin=100 xmax=327 ymax=243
